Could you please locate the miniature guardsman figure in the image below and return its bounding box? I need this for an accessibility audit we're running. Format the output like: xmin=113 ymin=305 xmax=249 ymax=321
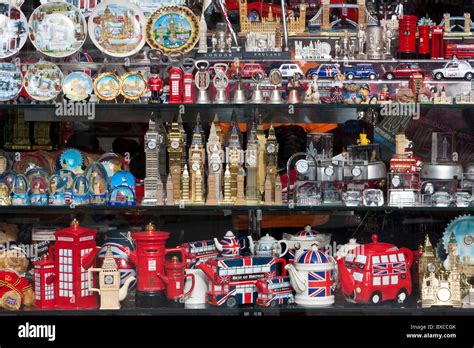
xmin=148 ymin=65 xmax=163 ymax=103
xmin=357 ymin=130 xmax=371 ymax=146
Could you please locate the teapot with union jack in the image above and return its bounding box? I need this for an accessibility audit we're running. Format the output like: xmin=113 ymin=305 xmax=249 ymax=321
xmin=214 ymin=231 xmax=241 ymax=257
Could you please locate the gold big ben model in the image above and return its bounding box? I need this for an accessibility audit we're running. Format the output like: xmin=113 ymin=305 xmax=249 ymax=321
xmin=245 ymin=124 xmax=259 ymax=205
xmin=168 ymin=117 xmax=185 ymax=202
xmin=143 ymin=118 xmax=163 ymax=205
xmin=189 ymin=114 xmax=206 ymax=204
xmin=226 ymin=124 xmax=244 ymax=201
xmin=207 ymin=122 xmax=224 ymax=205
xmin=265 ymin=124 xmax=279 ymax=202
xmin=256 ymin=116 xmax=267 ymax=200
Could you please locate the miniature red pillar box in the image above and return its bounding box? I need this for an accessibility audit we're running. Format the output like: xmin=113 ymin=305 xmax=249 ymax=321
xmin=182 ymin=71 xmax=194 ymax=104
xmin=157 ymin=256 xmax=195 ymax=307
xmin=53 ymin=219 xmax=100 ymax=309
xmin=417 ymin=25 xmax=430 ymax=58
xmin=431 ymin=26 xmax=445 ymax=59
xmin=169 ymin=67 xmax=183 ymax=104
xmin=128 ymin=223 xmax=185 ymax=307
xmin=398 ymin=15 xmax=418 ymax=58
xmin=34 ymin=258 xmax=55 ymax=309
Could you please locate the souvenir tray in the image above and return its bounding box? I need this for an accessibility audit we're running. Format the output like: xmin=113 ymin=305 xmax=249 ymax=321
xmin=0 ymin=63 xmax=23 ymax=102
xmin=24 ymin=61 xmax=63 ymax=101
xmin=130 ymin=0 xmax=185 ymax=18
xmin=88 ymin=0 xmax=146 ymax=58
xmin=28 ymin=2 xmax=87 ymax=58
xmin=121 ymin=72 xmax=147 ymax=100
xmin=40 ymin=0 xmax=102 ymax=17
xmin=0 ymin=2 xmax=27 ymax=59
xmin=146 ymin=5 xmax=199 ymax=54
xmin=63 ymin=71 xmax=93 ymax=101
xmin=94 ymin=72 xmax=121 ymax=101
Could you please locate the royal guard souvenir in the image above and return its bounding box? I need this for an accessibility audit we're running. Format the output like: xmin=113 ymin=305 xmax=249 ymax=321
xmin=108 ymin=170 xmax=136 ymax=206
xmin=88 ymin=0 xmax=146 ymax=58
xmin=0 ymin=2 xmax=27 ymax=60
xmin=0 ymin=248 xmax=34 ymax=311
xmin=72 ymin=175 xmax=89 ymax=205
xmin=48 ymin=174 xmax=66 ymax=205
xmin=199 ymin=256 xmax=287 ymax=307
xmin=28 ymin=2 xmax=87 ymax=58
xmin=24 ymin=61 xmax=63 ymax=102
xmin=145 ymin=5 xmax=199 ymax=55
xmin=0 ymin=63 xmax=23 ymax=102
xmin=62 ymin=72 xmax=93 ymax=102
xmin=93 ymin=72 xmax=121 ymax=101
xmin=248 ymin=234 xmax=289 ymax=258
xmin=282 ymin=225 xmax=331 ymax=263
xmin=11 ymin=174 xmax=29 ymax=205
xmin=285 ymin=245 xmax=336 ymax=307
xmin=127 ymin=223 xmax=185 ymax=307
xmin=148 ymin=65 xmax=163 ymax=103
xmin=0 ymin=183 xmax=12 ymax=206
xmin=336 ymin=234 xmax=413 ymax=304
xmin=40 ymin=0 xmax=102 ymax=17
xmin=49 ymin=219 xmax=100 ymax=309
xmin=121 ymin=72 xmax=147 ymax=101
xmin=87 ymin=247 xmax=135 ymax=310
xmin=168 ymin=66 xmax=183 ymax=104
xmin=214 ymin=231 xmax=241 ymax=257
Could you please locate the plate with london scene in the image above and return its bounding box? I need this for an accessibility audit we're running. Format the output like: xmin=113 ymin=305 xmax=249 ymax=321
xmin=0 ymin=62 xmax=23 ymax=102
xmin=0 ymin=2 xmax=28 ymax=59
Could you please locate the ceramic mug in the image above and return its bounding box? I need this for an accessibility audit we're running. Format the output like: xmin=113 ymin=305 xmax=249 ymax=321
xmin=183 ymin=268 xmax=208 ymax=308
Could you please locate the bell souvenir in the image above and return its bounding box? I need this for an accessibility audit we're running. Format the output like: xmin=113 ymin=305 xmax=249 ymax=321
xmin=268 ymin=69 xmax=283 ymax=104
xmin=250 ymin=70 xmax=265 ymax=104
xmin=213 ymin=63 xmax=229 ymax=104
xmin=287 ymin=74 xmax=302 ymax=104
xmin=232 ymin=66 xmax=247 ymax=104
xmin=194 ymin=60 xmax=211 ymax=104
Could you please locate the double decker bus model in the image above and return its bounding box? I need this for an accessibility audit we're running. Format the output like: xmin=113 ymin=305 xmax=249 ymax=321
xmin=179 ymin=240 xmax=219 ymax=268
xmin=256 ymin=276 xmax=295 ymax=307
xmin=445 ymin=43 xmax=474 ymax=59
xmin=198 ymin=256 xmax=287 ymax=307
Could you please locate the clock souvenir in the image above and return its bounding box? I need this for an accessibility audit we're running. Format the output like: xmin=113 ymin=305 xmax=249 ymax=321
xmin=226 ymin=125 xmax=243 ymax=201
xmin=146 ymin=5 xmax=199 ymax=54
xmin=245 ymin=126 xmax=259 ymax=204
xmin=296 ymin=159 xmax=309 ymax=175
xmin=0 ymin=3 xmax=27 ymax=59
xmin=207 ymin=122 xmax=223 ymax=205
xmin=143 ymin=119 xmax=163 ymax=205
xmin=29 ymin=2 xmax=87 ymax=58
xmin=0 ymin=63 xmax=23 ymax=102
xmin=168 ymin=120 xmax=185 ymax=201
xmin=265 ymin=124 xmax=279 ymax=186
xmin=188 ymin=115 xmax=205 ymax=204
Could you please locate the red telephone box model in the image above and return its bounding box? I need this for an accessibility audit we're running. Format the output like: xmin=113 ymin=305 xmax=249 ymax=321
xmin=127 ymin=223 xmax=185 ymax=307
xmin=336 ymin=234 xmax=414 ymax=304
xmin=34 ymin=258 xmax=55 ymax=309
xmin=431 ymin=26 xmax=444 ymax=59
xmin=53 ymin=219 xmax=100 ymax=309
xmin=182 ymin=71 xmax=194 ymax=104
xmin=169 ymin=67 xmax=183 ymax=104
xmin=398 ymin=15 xmax=418 ymax=59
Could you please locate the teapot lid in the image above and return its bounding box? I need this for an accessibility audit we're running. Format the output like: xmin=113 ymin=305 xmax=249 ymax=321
xmin=296 ymin=244 xmax=330 ymax=264
xmin=224 ymin=231 xmax=235 ymax=238
xmin=259 ymin=233 xmax=276 ymax=242
xmin=295 ymin=225 xmax=319 ymax=237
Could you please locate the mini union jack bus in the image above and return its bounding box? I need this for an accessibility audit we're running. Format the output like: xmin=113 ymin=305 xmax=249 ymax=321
xmin=255 ymin=276 xmax=295 ymax=307
xmin=198 ymin=256 xmax=287 ymax=308
xmin=179 ymin=240 xmax=219 ymax=268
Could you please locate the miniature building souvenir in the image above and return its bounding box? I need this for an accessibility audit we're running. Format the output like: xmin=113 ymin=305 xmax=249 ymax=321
xmin=0 ymin=63 xmax=23 ymax=102
xmin=294 ymin=40 xmax=331 ymax=60
xmin=28 ymin=2 xmax=87 ymax=58
xmin=24 ymin=61 xmax=63 ymax=102
xmin=143 ymin=118 xmax=164 ymax=205
xmin=63 ymin=72 xmax=93 ymax=102
xmin=88 ymin=0 xmax=146 ymax=58
xmin=0 ymin=3 xmax=27 ymax=60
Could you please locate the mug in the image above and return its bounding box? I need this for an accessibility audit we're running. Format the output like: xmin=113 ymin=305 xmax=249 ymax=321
xmin=183 ymin=269 xmax=208 ymax=308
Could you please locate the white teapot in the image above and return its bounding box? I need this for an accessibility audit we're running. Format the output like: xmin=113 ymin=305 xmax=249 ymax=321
xmin=248 ymin=234 xmax=288 ymax=257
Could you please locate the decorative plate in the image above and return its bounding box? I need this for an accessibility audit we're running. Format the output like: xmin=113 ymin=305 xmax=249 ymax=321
xmin=88 ymin=0 xmax=146 ymax=58
xmin=57 ymin=148 xmax=84 ymax=174
xmin=146 ymin=5 xmax=199 ymax=54
xmin=121 ymin=72 xmax=147 ymax=100
xmin=94 ymin=72 xmax=121 ymax=100
xmin=28 ymin=2 xmax=87 ymax=58
xmin=0 ymin=63 xmax=23 ymax=102
xmin=63 ymin=71 xmax=93 ymax=101
xmin=441 ymin=215 xmax=474 ymax=270
xmin=129 ymin=0 xmax=185 ymax=18
xmin=0 ymin=3 xmax=28 ymax=59
xmin=24 ymin=61 xmax=63 ymax=101
xmin=40 ymin=0 xmax=102 ymax=17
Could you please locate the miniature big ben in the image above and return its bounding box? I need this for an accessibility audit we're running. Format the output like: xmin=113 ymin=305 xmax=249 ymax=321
xmin=256 ymin=116 xmax=267 ymax=199
xmin=245 ymin=124 xmax=259 ymax=205
xmin=226 ymin=124 xmax=244 ymax=201
xmin=418 ymin=235 xmax=441 ymax=287
xmin=168 ymin=118 xmax=185 ymax=201
xmin=189 ymin=114 xmax=206 ymax=204
xmin=265 ymin=124 xmax=279 ymax=201
xmin=207 ymin=122 xmax=224 ymax=204
xmin=143 ymin=118 xmax=164 ymax=205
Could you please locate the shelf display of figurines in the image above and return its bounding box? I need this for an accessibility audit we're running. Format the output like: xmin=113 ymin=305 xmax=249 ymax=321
xmin=148 ymin=65 xmax=163 ymax=103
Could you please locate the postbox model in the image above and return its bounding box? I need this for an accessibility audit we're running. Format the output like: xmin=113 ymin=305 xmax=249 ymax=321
xmin=417 ymin=25 xmax=431 ymax=59
xmin=169 ymin=66 xmax=183 ymax=104
xmin=398 ymin=15 xmax=418 ymax=59
xmin=127 ymin=223 xmax=185 ymax=307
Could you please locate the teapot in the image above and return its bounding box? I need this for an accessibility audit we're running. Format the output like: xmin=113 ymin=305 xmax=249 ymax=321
xmin=282 ymin=225 xmax=331 ymax=262
xmin=214 ymin=231 xmax=241 ymax=257
xmin=248 ymin=234 xmax=288 ymax=257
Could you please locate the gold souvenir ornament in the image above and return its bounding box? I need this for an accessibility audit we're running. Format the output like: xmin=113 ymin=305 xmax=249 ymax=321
xmin=121 ymin=72 xmax=147 ymax=100
xmin=94 ymin=73 xmax=122 ymax=101
xmin=146 ymin=5 xmax=200 ymax=54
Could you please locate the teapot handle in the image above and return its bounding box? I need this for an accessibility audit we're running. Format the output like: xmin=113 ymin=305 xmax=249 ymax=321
xmin=278 ymin=240 xmax=289 ymax=258
xmin=182 ymin=273 xmax=195 ymax=299
xmin=274 ymin=257 xmax=288 ymax=276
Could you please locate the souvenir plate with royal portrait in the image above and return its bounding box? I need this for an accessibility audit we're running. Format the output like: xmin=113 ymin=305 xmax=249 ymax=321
xmin=28 ymin=2 xmax=87 ymax=58
xmin=0 ymin=63 xmax=23 ymax=102
xmin=0 ymin=2 xmax=27 ymax=59
xmin=88 ymin=0 xmax=146 ymax=58
xmin=94 ymin=72 xmax=121 ymax=101
xmin=146 ymin=5 xmax=199 ymax=55
xmin=63 ymin=71 xmax=93 ymax=101
xmin=40 ymin=0 xmax=102 ymax=17
xmin=24 ymin=61 xmax=63 ymax=101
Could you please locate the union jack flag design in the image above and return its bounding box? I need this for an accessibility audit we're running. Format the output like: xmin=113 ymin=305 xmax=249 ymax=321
xmin=297 ymin=249 xmax=330 ymax=264
xmin=295 ymin=228 xmax=319 ymax=237
xmin=372 ymin=262 xmax=406 ymax=276
xmin=220 ymin=238 xmax=240 ymax=257
xmin=307 ymin=271 xmax=334 ymax=298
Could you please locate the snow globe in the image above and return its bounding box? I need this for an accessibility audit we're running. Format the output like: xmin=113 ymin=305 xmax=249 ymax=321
xmin=109 ymin=171 xmax=136 ymax=206
xmin=48 ymin=174 xmax=66 ymax=206
xmin=11 ymin=174 xmax=30 ymax=205
xmin=72 ymin=175 xmax=90 ymax=205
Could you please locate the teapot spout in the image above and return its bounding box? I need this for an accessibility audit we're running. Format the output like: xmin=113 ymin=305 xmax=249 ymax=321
xmin=119 ymin=276 xmax=136 ymax=302
xmin=285 ymin=264 xmax=306 ymax=294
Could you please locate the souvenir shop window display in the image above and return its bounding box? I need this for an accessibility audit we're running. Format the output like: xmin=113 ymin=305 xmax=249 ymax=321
xmin=48 ymin=174 xmax=66 ymax=206
xmin=108 ymin=170 xmax=136 ymax=206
